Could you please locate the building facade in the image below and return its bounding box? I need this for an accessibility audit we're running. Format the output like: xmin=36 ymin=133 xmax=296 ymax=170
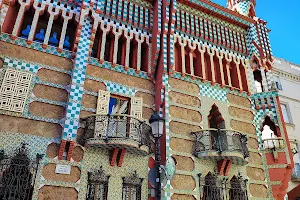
xmin=272 ymin=58 xmax=300 ymax=200
xmin=0 ymin=0 xmax=294 ymax=200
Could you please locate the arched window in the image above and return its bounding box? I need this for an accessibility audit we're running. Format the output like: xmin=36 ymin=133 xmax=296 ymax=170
xmin=202 ymin=172 xmax=221 ymax=200
xmin=86 ymin=167 xmax=109 ymax=200
xmin=229 ymin=176 xmax=248 ymax=200
xmin=104 ymin=31 xmax=115 ymax=62
xmin=261 ymin=116 xmax=281 ymax=149
xmin=253 ymin=70 xmax=263 ymax=93
xmin=208 ymin=105 xmax=227 ymax=152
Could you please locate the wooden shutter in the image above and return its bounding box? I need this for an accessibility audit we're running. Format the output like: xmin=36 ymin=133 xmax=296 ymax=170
xmin=130 ymin=97 xmax=143 ymax=119
xmin=96 ymin=90 xmax=110 ymax=114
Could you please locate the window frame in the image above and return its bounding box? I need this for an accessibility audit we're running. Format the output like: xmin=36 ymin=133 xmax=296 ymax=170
xmin=86 ymin=168 xmax=110 ymax=200
xmin=280 ymin=103 xmax=293 ymax=124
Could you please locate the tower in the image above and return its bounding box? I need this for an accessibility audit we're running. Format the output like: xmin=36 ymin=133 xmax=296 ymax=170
xmin=227 ymin=0 xmax=256 ymax=18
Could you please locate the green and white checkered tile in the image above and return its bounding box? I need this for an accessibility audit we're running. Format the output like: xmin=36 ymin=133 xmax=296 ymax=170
xmin=63 ymin=16 xmax=92 ymax=140
xmin=200 ymin=84 xmax=228 ymax=102
xmin=106 ymin=82 xmax=136 ymax=96
xmin=4 ymin=58 xmax=39 ymax=73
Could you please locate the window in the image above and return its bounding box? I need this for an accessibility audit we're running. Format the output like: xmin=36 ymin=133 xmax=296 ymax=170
xmin=273 ymin=76 xmax=282 ymax=90
xmin=0 ymin=144 xmax=42 ymax=200
xmin=86 ymin=167 xmax=109 ymax=200
xmin=253 ymin=70 xmax=263 ymax=93
xmin=229 ymin=176 xmax=248 ymax=200
xmin=281 ymin=104 xmax=291 ymax=123
xmin=122 ymin=171 xmax=142 ymax=200
xmin=108 ymin=96 xmax=129 ymax=115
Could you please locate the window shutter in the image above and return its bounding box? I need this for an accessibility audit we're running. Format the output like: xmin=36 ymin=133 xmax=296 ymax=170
xmin=129 ymin=97 xmax=143 ymax=141
xmin=95 ymin=90 xmax=110 ymax=137
xmin=96 ymin=90 xmax=110 ymax=114
xmin=130 ymin=97 xmax=143 ymax=119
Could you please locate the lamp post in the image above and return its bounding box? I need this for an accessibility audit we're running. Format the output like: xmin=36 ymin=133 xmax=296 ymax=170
xmin=149 ymin=112 xmax=165 ymax=200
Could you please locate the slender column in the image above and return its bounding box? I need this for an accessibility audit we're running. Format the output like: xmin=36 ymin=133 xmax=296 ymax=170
xmin=241 ymin=59 xmax=251 ymax=93
xmin=188 ymin=40 xmax=196 ymax=76
xmin=12 ymin=0 xmax=31 ymax=38
xmin=198 ymin=44 xmax=207 ymax=80
xmin=58 ymin=11 xmax=73 ymax=50
xmin=261 ymin=67 xmax=268 ymax=92
xmin=224 ymin=52 xmax=232 ymax=87
xmin=28 ymin=2 xmax=46 ymax=42
xmin=216 ymin=50 xmax=225 ymax=86
xmin=207 ymin=47 xmax=216 ymax=84
xmin=112 ymin=24 xmax=123 ymax=64
xmin=124 ymin=30 xmax=133 ymax=68
xmin=233 ymin=56 xmax=243 ymax=91
xmin=43 ymin=5 xmax=59 ymax=47
xmin=178 ymin=37 xmax=187 ymax=74
xmin=99 ymin=23 xmax=111 ymax=61
xmin=146 ymin=36 xmax=151 ymax=75
xmin=136 ymin=34 xmax=145 ymax=71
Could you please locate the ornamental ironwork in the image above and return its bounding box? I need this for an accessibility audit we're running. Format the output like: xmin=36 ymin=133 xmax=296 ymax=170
xmin=198 ymin=171 xmax=248 ymax=200
xmin=86 ymin=166 xmax=109 ymax=200
xmin=192 ymin=129 xmax=249 ymax=159
xmin=81 ymin=114 xmax=153 ymax=149
xmin=0 ymin=143 xmax=43 ymax=200
xmin=122 ymin=171 xmax=143 ymax=200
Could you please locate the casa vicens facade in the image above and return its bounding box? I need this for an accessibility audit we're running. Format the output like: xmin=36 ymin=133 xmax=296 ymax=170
xmin=0 ymin=0 xmax=294 ymax=199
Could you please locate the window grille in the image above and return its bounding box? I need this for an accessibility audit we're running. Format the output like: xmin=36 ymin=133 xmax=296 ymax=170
xmin=198 ymin=172 xmax=248 ymax=200
xmin=122 ymin=171 xmax=143 ymax=200
xmin=86 ymin=167 xmax=109 ymax=200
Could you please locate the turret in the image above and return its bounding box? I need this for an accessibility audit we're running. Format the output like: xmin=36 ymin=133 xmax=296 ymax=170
xmin=227 ymin=0 xmax=256 ymax=18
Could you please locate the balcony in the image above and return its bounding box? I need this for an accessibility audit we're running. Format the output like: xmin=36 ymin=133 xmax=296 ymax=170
xmin=292 ymin=163 xmax=300 ymax=181
xmin=80 ymin=114 xmax=153 ymax=156
xmin=191 ymin=129 xmax=249 ymax=165
xmin=262 ymin=137 xmax=285 ymax=150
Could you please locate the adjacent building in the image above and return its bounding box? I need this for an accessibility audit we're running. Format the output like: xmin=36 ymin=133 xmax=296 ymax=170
xmin=0 ymin=0 xmax=294 ymax=199
xmin=273 ymin=58 xmax=300 ymax=200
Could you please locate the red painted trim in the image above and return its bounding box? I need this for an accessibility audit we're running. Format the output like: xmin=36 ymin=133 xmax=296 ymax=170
xmin=110 ymin=148 xmax=119 ymax=166
xmin=117 ymin=149 xmax=127 ymax=167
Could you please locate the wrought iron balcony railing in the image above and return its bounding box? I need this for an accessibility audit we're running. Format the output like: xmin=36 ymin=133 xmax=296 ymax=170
xmin=292 ymin=163 xmax=300 ymax=181
xmin=81 ymin=114 xmax=153 ymax=155
xmin=192 ymin=129 xmax=249 ymax=164
xmin=262 ymin=137 xmax=285 ymax=150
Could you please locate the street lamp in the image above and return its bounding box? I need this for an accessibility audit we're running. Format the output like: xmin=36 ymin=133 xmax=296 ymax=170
xmin=149 ymin=112 xmax=165 ymax=200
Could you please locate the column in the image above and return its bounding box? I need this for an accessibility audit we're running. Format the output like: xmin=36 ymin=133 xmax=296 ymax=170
xmin=198 ymin=43 xmax=207 ymax=80
xmin=28 ymin=1 xmax=46 ymax=42
xmin=188 ymin=40 xmax=196 ymax=76
xmin=224 ymin=52 xmax=232 ymax=87
xmin=216 ymin=50 xmax=225 ymax=86
xmin=178 ymin=37 xmax=187 ymax=74
xmin=43 ymin=5 xmax=59 ymax=48
xmin=11 ymin=0 xmax=31 ymax=38
xmin=136 ymin=34 xmax=145 ymax=71
xmin=208 ymin=47 xmax=216 ymax=84
xmin=112 ymin=24 xmax=123 ymax=64
xmin=99 ymin=22 xmax=111 ymax=61
xmin=233 ymin=56 xmax=243 ymax=91
xmin=58 ymin=11 xmax=73 ymax=50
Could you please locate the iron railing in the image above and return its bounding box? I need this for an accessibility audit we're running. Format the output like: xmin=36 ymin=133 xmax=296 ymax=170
xmin=192 ymin=129 xmax=249 ymax=159
xmin=292 ymin=163 xmax=300 ymax=181
xmin=81 ymin=114 xmax=153 ymax=148
xmin=0 ymin=143 xmax=43 ymax=200
xmin=262 ymin=137 xmax=285 ymax=150
xmin=198 ymin=172 xmax=248 ymax=200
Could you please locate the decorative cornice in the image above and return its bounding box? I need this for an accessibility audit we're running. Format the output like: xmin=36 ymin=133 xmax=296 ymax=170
xmin=273 ymin=69 xmax=300 ymax=82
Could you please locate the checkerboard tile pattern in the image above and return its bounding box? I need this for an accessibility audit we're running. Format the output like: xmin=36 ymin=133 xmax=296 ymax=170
xmin=4 ymin=58 xmax=39 ymax=73
xmin=62 ymin=16 xmax=92 ymax=140
xmin=106 ymin=82 xmax=136 ymax=96
xmin=200 ymin=83 xmax=228 ymax=102
xmin=234 ymin=1 xmax=251 ymax=16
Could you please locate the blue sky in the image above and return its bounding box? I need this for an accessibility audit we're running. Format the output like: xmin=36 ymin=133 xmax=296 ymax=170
xmin=211 ymin=0 xmax=300 ymax=65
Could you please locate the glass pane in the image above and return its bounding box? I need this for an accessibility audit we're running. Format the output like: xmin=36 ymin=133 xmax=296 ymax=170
xmin=281 ymin=104 xmax=290 ymax=123
xmin=109 ymin=97 xmax=119 ymax=114
xmin=119 ymin=99 xmax=129 ymax=114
